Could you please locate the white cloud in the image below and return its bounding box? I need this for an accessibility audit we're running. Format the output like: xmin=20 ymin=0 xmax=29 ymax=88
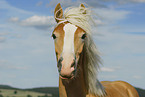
xmin=9 ymin=17 xmax=19 ymax=22
xmin=21 ymin=15 xmax=55 ymax=26
xmin=100 ymin=67 xmax=115 ymax=72
xmin=99 ymin=75 xmax=118 ymax=79
xmin=99 ymin=32 xmax=145 ymax=55
xmin=133 ymin=75 xmax=143 ymax=79
xmin=14 ymin=6 xmax=130 ymax=31
xmin=48 ymin=0 xmax=145 ymax=10
xmin=10 ymin=15 xmax=56 ymax=30
xmin=117 ymin=0 xmax=145 ymax=3
xmin=0 ymin=60 xmax=28 ymax=70
xmin=93 ymin=8 xmax=130 ymax=25
xmin=7 ymin=1 xmax=130 ymax=31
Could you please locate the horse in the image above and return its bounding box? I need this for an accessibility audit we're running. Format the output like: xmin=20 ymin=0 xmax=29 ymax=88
xmin=51 ymin=3 xmax=139 ymax=97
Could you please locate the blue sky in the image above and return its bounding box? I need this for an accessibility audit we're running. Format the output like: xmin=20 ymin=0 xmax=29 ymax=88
xmin=0 ymin=0 xmax=145 ymax=89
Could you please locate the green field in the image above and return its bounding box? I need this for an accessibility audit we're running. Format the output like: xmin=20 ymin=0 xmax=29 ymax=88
xmin=0 ymin=89 xmax=52 ymax=97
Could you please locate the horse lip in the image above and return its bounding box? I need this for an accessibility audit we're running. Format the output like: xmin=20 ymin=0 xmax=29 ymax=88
xmin=59 ymin=74 xmax=74 ymax=80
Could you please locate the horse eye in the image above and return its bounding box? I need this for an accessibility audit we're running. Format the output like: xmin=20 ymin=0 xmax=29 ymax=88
xmin=81 ymin=34 xmax=86 ymax=39
xmin=52 ymin=34 xmax=56 ymax=39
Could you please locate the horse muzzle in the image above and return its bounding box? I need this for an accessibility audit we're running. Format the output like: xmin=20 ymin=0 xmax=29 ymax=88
xmin=57 ymin=55 xmax=77 ymax=79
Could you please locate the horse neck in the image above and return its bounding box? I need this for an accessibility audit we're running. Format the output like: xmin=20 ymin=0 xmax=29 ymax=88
xmin=59 ymin=39 xmax=105 ymax=97
xmin=59 ymin=48 xmax=87 ymax=97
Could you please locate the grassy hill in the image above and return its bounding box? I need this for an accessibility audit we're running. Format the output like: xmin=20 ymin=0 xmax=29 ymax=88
xmin=0 ymin=85 xmax=57 ymax=97
xmin=0 ymin=85 xmax=16 ymax=89
xmin=0 ymin=89 xmax=51 ymax=97
xmin=0 ymin=85 xmax=145 ymax=97
xmin=135 ymin=87 xmax=145 ymax=97
xmin=25 ymin=87 xmax=59 ymax=97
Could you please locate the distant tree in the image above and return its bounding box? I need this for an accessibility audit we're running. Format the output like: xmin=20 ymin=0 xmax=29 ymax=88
xmin=0 ymin=94 xmax=3 ymax=97
xmin=14 ymin=90 xmax=17 ymax=94
xmin=27 ymin=94 xmax=32 ymax=97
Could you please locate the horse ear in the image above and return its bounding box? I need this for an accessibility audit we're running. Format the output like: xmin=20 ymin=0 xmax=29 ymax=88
xmin=80 ymin=4 xmax=86 ymax=14
xmin=80 ymin=4 xmax=85 ymax=8
xmin=54 ymin=3 xmax=63 ymax=23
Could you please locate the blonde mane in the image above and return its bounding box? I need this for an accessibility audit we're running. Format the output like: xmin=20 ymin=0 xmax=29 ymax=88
xmin=56 ymin=5 xmax=93 ymax=35
xmin=83 ymin=35 xmax=105 ymax=96
xmin=55 ymin=5 xmax=105 ymax=96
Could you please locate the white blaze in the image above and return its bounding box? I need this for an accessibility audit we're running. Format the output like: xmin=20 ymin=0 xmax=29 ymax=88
xmin=63 ymin=23 xmax=77 ymax=54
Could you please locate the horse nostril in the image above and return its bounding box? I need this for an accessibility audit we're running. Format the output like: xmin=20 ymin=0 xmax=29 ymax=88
xmin=71 ymin=60 xmax=76 ymax=71
xmin=71 ymin=60 xmax=75 ymax=67
xmin=57 ymin=57 xmax=63 ymax=73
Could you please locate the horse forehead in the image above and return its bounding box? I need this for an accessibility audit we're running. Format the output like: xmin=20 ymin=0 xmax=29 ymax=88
xmin=63 ymin=23 xmax=78 ymax=35
xmin=54 ymin=23 xmax=84 ymax=36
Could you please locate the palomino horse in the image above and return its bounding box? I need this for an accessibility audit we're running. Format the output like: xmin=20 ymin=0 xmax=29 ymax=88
xmin=52 ymin=3 xmax=139 ymax=97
